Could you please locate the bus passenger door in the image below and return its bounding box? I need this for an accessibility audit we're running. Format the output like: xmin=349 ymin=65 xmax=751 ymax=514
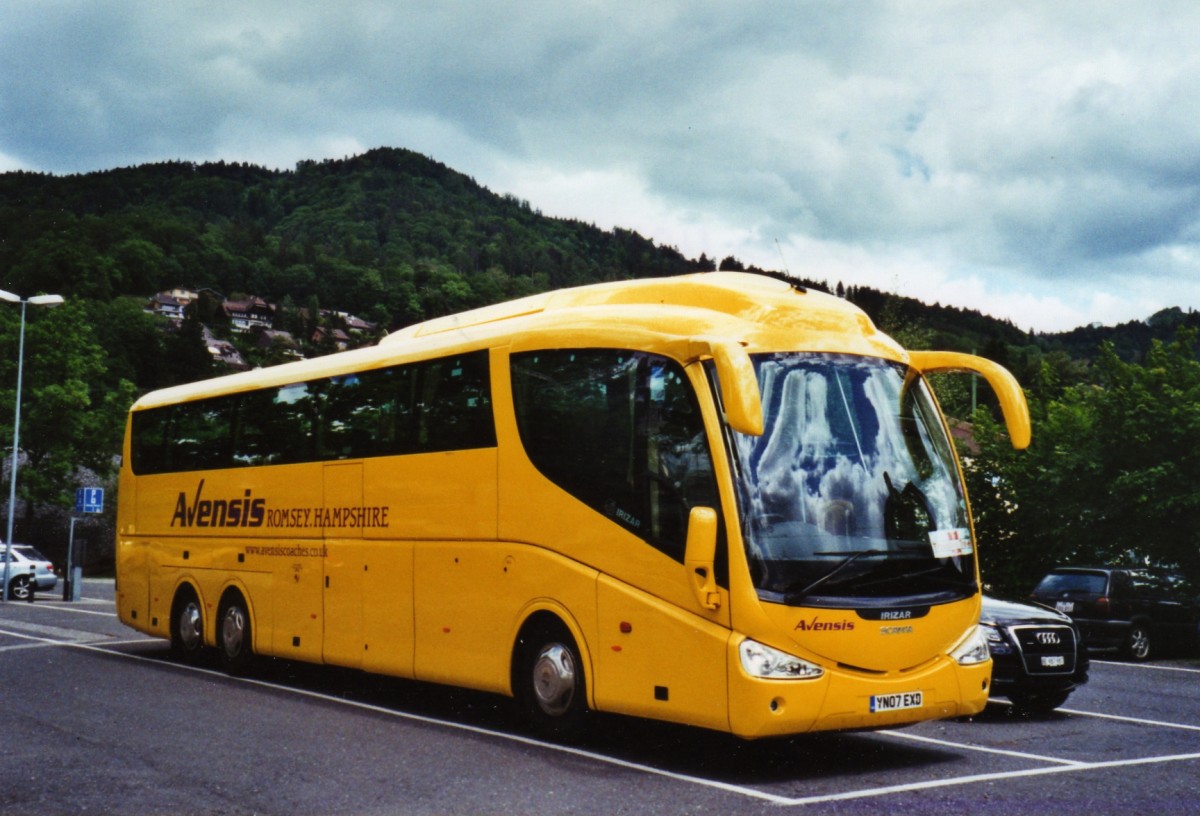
xmin=323 ymin=462 xmax=364 ymax=668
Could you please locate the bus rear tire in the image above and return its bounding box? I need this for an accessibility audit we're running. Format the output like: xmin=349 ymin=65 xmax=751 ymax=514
xmin=217 ymin=592 xmax=254 ymax=674
xmin=170 ymin=587 xmax=205 ymax=663
xmin=515 ymin=618 xmax=588 ymax=739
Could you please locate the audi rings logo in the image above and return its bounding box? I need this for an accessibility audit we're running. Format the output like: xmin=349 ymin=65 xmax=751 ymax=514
xmin=1036 ymin=631 xmax=1062 ymax=645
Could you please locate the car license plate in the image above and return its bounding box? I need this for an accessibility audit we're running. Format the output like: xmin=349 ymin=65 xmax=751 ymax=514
xmin=1055 ymin=601 xmax=1074 ymax=613
xmin=1041 ymin=655 xmax=1066 ymax=668
xmin=870 ymin=691 xmax=923 ymax=713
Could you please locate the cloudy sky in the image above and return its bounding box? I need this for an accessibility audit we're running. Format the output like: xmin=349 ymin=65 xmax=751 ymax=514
xmin=3 ymin=2 xmax=1199 ymax=332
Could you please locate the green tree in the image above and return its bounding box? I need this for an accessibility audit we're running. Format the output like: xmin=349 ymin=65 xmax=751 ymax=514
xmin=965 ymin=388 xmax=1100 ymax=594
xmin=85 ymin=298 xmax=171 ymax=390
xmin=875 ymin=295 xmax=975 ymax=419
xmin=964 ymin=328 xmax=1200 ymax=593
xmin=1089 ymin=331 xmax=1200 ymax=575
xmin=163 ymin=313 xmax=216 ymax=385
xmin=112 ymin=237 xmax=167 ymax=294
xmin=0 ymin=302 xmax=135 ymax=517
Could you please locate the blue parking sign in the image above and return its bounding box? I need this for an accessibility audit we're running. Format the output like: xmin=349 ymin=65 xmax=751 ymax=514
xmin=75 ymin=488 xmax=104 ymax=514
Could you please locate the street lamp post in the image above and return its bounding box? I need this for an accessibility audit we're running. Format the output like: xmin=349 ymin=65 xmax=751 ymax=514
xmin=0 ymin=290 xmax=64 ymax=603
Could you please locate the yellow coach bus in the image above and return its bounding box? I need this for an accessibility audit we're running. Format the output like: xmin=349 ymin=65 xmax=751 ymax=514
xmin=115 ymin=271 xmax=1029 ymax=738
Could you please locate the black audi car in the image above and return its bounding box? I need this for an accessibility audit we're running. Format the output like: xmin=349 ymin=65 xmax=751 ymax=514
xmin=980 ymin=595 xmax=1089 ymax=714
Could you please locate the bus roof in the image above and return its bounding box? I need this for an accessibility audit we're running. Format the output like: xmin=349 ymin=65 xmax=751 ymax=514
xmin=131 ymin=272 xmax=901 ymax=411
xmin=380 ymin=271 xmax=881 ymax=346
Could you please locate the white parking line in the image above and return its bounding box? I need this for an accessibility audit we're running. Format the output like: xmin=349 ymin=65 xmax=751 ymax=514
xmin=0 ymin=623 xmax=126 ymax=652
xmin=12 ymin=632 xmax=1200 ymax=808
xmin=1059 ymin=707 xmax=1200 ymax=733
xmin=15 ymin=601 xmax=118 ymax=618
xmin=879 ymin=728 xmax=1086 ymax=765
xmin=0 ymin=620 xmax=108 ymax=641
xmin=0 ymin=641 xmax=66 ymax=653
xmin=776 ymin=752 xmax=1200 ymax=807
xmin=1092 ymin=659 xmax=1200 ymax=675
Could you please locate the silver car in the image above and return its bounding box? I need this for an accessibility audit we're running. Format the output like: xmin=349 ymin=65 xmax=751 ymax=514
xmin=3 ymin=544 xmax=58 ymax=600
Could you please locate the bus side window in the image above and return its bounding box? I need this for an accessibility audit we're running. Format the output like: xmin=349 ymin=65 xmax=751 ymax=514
xmin=416 ymin=352 xmax=497 ymax=453
xmin=267 ymin=383 xmax=318 ymax=464
xmin=131 ymin=409 xmax=169 ymax=474
xmin=645 ymin=361 xmax=719 ymax=557
xmin=346 ymin=368 xmax=403 ymax=458
xmin=171 ymin=397 xmax=235 ymax=471
xmin=232 ymin=389 xmax=282 ymax=466
xmin=131 ymin=349 xmax=497 ymax=473
xmin=512 ymin=350 xmax=719 ymax=563
xmin=322 ymin=374 xmax=372 ymax=459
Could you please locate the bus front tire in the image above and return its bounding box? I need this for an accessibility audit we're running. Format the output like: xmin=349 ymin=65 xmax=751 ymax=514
xmin=515 ymin=619 xmax=588 ymax=740
xmin=217 ymin=592 xmax=254 ymax=674
xmin=170 ymin=588 xmax=205 ymax=663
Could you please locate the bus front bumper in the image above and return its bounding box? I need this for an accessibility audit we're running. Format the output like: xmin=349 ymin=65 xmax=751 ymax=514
xmin=726 ymin=646 xmax=992 ymax=739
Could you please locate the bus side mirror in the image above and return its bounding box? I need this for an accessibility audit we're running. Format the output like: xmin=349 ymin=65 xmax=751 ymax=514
xmin=908 ymin=350 xmax=1032 ymax=450
xmin=688 ymin=338 xmax=763 ymax=436
xmin=685 ymin=506 xmax=721 ymax=610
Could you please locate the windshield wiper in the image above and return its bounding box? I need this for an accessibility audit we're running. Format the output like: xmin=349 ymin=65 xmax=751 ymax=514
xmin=785 ymin=549 xmax=888 ymax=603
xmin=857 ymin=565 xmax=978 ymax=594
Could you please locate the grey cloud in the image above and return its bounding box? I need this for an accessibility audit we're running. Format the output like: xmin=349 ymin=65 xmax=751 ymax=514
xmin=3 ymin=1 xmax=1200 ymax=326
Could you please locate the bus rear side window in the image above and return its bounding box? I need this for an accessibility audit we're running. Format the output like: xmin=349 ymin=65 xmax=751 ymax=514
xmin=129 ymin=350 xmax=496 ymax=475
xmin=132 ymin=397 xmax=235 ymax=473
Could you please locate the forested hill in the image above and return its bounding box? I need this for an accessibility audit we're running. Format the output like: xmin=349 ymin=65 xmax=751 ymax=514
xmin=1 ymin=145 xmax=1192 ymax=377
xmin=0 ymin=147 xmax=700 ymax=329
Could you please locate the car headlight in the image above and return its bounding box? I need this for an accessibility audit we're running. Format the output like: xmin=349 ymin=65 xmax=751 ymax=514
xmin=739 ymin=639 xmax=824 ymax=679
xmin=981 ymin=623 xmax=1012 ymax=655
xmin=951 ymin=625 xmax=991 ymax=665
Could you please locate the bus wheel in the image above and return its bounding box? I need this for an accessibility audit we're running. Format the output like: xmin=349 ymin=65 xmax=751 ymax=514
xmin=516 ymin=619 xmax=588 ymax=739
xmin=217 ymin=592 xmax=254 ymax=674
xmin=170 ymin=587 xmax=205 ymax=663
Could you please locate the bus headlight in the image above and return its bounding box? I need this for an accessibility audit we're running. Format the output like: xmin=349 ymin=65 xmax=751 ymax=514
xmin=950 ymin=625 xmax=991 ymax=665
xmin=739 ymin=639 xmax=824 ymax=679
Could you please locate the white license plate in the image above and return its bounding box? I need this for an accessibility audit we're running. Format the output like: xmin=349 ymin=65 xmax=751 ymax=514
xmin=1055 ymin=601 xmax=1074 ymax=613
xmin=1041 ymin=655 xmax=1066 ymax=668
xmin=870 ymin=691 xmax=923 ymax=713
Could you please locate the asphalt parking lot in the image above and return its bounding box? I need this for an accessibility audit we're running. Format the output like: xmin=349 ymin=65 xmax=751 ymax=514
xmin=1 ymin=580 xmax=1197 ymax=814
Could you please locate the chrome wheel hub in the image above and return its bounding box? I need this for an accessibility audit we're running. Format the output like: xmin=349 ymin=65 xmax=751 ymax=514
xmin=179 ymin=601 xmax=202 ymax=651
xmin=221 ymin=606 xmax=246 ymax=658
xmin=532 ymin=643 xmax=576 ymax=717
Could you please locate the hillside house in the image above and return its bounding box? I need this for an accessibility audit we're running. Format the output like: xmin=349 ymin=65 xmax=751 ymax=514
xmin=202 ymin=326 xmax=250 ymax=370
xmin=147 ymin=292 xmax=188 ymax=320
xmin=223 ymin=296 xmax=275 ymax=332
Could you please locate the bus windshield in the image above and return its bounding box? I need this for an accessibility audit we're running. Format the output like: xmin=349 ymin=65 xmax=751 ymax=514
xmin=730 ymin=353 xmax=974 ymax=607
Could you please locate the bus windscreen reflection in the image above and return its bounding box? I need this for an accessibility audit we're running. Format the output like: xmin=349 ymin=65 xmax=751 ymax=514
xmin=732 ymin=353 xmax=974 ymax=605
